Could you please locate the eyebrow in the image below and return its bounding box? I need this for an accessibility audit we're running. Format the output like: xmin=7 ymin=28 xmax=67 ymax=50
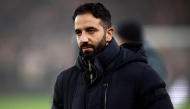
xmin=86 ymin=27 xmax=98 ymax=30
xmin=75 ymin=26 xmax=97 ymax=32
xmin=75 ymin=29 xmax=80 ymax=33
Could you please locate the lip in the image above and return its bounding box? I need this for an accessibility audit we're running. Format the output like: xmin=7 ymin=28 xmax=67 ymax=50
xmin=82 ymin=47 xmax=92 ymax=50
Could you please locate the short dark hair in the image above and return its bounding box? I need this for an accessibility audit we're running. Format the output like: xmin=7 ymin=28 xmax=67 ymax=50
xmin=117 ymin=21 xmax=143 ymax=42
xmin=72 ymin=3 xmax=112 ymax=29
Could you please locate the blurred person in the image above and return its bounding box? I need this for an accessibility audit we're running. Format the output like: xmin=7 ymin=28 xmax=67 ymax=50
xmin=52 ymin=3 xmax=173 ymax=109
xmin=116 ymin=21 xmax=168 ymax=83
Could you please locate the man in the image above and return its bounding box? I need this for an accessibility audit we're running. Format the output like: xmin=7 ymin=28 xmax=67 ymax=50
xmin=52 ymin=3 xmax=173 ymax=109
xmin=116 ymin=21 xmax=168 ymax=83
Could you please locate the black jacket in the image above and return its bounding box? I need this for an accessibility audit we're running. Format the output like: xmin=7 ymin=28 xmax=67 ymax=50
xmin=52 ymin=38 xmax=173 ymax=109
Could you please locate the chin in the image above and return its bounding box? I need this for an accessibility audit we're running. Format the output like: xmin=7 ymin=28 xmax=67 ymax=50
xmin=82 ymin=52 xmax=96 ymax=60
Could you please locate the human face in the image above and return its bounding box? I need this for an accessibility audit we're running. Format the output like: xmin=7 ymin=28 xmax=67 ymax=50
xmin=74 ymin=13 xmax=113 ymax=59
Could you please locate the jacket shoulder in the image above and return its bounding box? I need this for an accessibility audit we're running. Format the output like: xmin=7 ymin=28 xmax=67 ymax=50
xmin=137 ymin=66 xmax=173 ymax=108
xmin=119 ymin=61 xmax=148 ymax=80
xmin=140 ymin=66 xmax=165 ymax=93
xmin=57 ymin=66 xmax=79 ymax=82
xmin=52 ymin=66 xmax=80 ymax=109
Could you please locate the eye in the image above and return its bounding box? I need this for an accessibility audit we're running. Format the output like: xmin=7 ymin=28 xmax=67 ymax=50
xmin=75 ymin=30 xmax=81 ymax=36
xmin=87 ymin=29 xmax=95 ymax=34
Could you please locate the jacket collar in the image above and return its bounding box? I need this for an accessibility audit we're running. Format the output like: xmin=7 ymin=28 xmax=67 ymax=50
xmin=113 ymin=42 xmax=147 ymax=70
xmin=96 ymin=38 xmax=120 ymax=69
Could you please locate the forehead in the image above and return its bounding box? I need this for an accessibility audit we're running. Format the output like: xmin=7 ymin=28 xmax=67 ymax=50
xmin=74 ymin=13 xmax=102 ymax=29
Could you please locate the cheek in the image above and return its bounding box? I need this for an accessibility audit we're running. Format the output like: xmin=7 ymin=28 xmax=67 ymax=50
xmin=95 ymin=32 xmax=104 ymax=41
xmin=94 ymin=37 xmax=101 ymax=45
xmin=76 ymin=37 xmax=81 ymax=47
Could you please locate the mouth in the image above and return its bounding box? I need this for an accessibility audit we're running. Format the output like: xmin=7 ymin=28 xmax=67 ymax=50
xmin=80 ymin=43 xmax=94 ymax=52
xmin=82 ymin=46 xmax=93 ymax=51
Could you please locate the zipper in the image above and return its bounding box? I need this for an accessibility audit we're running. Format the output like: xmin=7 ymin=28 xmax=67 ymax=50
xmin=82 ymin=58 xmax=98 ymax=85
xmin=87 ymin=60 xmax=93 ymax=83
xmin=86 ymin=61 xmax=98 ymax=109
xmin=103 ymin=83 xmax=108 ymax=109
xmin=87 ymin=60 xmax=98 ymax=86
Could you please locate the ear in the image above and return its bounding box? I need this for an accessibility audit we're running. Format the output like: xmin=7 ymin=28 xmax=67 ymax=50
xmin=106 ymin=27 xmax=114 ymax=42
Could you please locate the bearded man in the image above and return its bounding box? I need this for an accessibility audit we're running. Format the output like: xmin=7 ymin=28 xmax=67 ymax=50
xmin=52 ymin=3 xmax=173 ymax=109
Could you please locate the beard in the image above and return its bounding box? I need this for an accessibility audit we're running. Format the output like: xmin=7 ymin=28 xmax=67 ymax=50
xmin=79 ymin=33 xmax=106 ymax=60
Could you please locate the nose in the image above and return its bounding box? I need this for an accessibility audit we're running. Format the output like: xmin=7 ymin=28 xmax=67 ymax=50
xmin=80 ymin=33 xmax=88 ymax=42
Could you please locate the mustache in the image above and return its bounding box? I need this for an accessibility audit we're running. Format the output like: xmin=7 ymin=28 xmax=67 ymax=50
xmin=80 ymin=43 xmax=95 ymax=48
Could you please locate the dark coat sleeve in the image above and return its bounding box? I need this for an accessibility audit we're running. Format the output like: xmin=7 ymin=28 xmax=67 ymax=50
xmin=52 ymin=74 xmax=64 ymax=109
xmin=138 ymin=66 xmax=174 ymax=109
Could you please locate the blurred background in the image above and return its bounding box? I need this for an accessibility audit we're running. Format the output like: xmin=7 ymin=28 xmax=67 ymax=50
xmin=0 ymin=0 xmax=189 ymax=109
